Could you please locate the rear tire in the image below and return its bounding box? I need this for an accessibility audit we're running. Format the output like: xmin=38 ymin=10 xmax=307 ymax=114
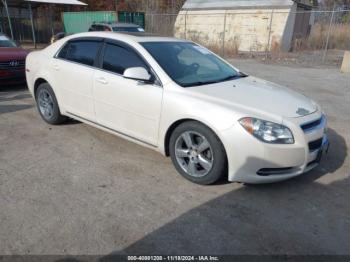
xmin=169 ymin=121 xmax=228 ymax=185
xmin=35 ymin=83 xmax=67 ymax=125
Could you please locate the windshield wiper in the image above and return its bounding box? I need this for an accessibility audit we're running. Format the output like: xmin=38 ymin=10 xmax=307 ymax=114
xmin=216 ymin=75 xmax=239 ymax=82
xmin=182 ymin=72 xmax=249 ymax=87
xmin=214 ymin=72 xmax=249 ymax=83
xmin=239 ymin=72 xmax=249 ymax=77
xmin=182 ymin=80 xmax=219 ymax=87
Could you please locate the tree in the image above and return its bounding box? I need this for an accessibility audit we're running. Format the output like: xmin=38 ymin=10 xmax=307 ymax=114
xmin=116 ymin=0 xmax=186 ymax=13
xmin=69 ymin=0 xmax=187 ymax=13
xmin=83 ymin=0 xmax=116 ymax=10
xmin=319 ymin=0 xmax=350 ymax=8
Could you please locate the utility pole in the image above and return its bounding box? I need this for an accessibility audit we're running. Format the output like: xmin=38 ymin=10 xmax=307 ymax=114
xmin=28 ymin=1 xmax=36 ymax=49
xmin=2 ymin=0 xmax=14 ymax=39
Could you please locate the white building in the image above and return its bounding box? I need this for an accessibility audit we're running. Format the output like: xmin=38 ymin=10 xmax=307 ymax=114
xmin=174 ymin=0 xmax=313 ymax=53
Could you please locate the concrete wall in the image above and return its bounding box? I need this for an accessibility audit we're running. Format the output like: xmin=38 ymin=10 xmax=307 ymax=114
xmin=174 ymin=6 xmax=296 ymax=53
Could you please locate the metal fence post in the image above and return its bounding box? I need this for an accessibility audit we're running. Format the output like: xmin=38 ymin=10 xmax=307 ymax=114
xmin=222 ymin=11 xmax=227 ymax=57
xmin=2 ymin=0 xmax=14 ymax=39
xmin=184 ymin=11 xmax=187 ymax=40
xmin=0 ymin=7 xmax=3 ymax=32
xmin=151 ymin=14 xmax=154 ymax=34
xmin=28 ymin=2 xmax=36 ymax=49
xmin=265 ymin=10 xmax=274 ymax=61
xmin=323 ymin=7 xmax=335 ymax=63
xmin=49 ymin=5 xmax=54 ymax=38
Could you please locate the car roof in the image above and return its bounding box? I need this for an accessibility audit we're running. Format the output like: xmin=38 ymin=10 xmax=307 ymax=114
xmin=66 ymin=31 xmax=187 ymax=43
xmin=93 ymin=22 xmax=141 ymax=28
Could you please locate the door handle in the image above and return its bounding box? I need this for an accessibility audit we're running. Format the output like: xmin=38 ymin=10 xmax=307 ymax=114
xmin=96 ymin=77 xmax=108 ymax=85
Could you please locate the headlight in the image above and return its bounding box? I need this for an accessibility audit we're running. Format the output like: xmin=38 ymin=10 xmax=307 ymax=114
xmin=239 ymin=117 xmax=294 ymax=144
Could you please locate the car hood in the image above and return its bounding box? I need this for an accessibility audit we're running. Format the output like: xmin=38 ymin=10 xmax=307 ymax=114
xmin=187 ymin=76 xmax=317 ymax=118
xmin=0 ymin=47 xmax=28 ymax=61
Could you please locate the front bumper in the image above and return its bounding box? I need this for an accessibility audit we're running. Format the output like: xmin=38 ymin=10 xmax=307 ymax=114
xmin=0 ymin=69 xmax=26 ymax=86
xmin=222 ymin=111 xmax=329 ymax=183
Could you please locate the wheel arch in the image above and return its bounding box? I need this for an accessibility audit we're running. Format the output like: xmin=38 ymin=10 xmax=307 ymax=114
xmin=34 ymin=78 xmax=48 ymax=98
xmin=164 ymin=118 xmax=228 ymax=162
xmin=164 ymin=118 xmax=194 ymax=156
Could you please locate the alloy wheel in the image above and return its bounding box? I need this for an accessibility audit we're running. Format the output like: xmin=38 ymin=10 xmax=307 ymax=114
xmin=38 ymin=89 xmax=54 ymax=120
xmin=174 ymin=131 xmax=214 ymax=177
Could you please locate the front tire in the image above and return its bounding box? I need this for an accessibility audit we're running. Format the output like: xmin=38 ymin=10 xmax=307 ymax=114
xmin=169 ymin=121 xmax=228 ymax=185
xmin=35 ymin=83 xmax=67 ymax=125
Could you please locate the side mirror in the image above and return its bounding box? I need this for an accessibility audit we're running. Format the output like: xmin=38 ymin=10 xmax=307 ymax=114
xmin=123 ymin=67 xmax=152 ymax=83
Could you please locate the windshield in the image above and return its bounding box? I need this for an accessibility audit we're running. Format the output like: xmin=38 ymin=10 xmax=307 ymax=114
xmin=113 ymin=27 xmax=144 ymax=32
xmin=0 ymin=35 xmax=17 ymax=48
xmin=141 ymin=42 xmax=240 ymax=87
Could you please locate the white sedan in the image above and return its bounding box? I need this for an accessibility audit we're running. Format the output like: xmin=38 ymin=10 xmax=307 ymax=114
xmin=25 ymin=32 xmax=329 ymax=184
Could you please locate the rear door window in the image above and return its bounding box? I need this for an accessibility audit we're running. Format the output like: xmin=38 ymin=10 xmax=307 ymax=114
xmin=64 ymin=40 xmax=101 ymax=66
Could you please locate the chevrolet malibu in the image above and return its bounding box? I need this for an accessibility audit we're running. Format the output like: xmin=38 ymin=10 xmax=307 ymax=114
xmin=25 ymin=32 xmax=329 ymax=184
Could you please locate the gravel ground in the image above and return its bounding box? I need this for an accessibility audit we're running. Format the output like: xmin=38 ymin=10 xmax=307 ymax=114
xmin=0 ymin=60 xmax=349 ymax=256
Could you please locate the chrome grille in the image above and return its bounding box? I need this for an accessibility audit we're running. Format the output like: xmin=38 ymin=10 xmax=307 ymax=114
xmin=257 ymin=167 xmax=294 ymax=176
xmin=308 ymin=138 xmax=323 ymax=152
xmin=0 ymin=60 xmax=25 ymax=70
xmin=301 ymin=118 xmax=322 ymax=131
xmin=300 ymin=115 xmax=326 ymax=133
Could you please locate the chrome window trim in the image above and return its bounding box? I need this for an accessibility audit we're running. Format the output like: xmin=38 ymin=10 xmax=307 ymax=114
xmin=53 ymin=37 xmax=163 ymax=88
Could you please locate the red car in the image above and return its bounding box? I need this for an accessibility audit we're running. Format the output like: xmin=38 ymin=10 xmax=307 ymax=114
xmin=0 ymin=33 xmax=28 ymax=86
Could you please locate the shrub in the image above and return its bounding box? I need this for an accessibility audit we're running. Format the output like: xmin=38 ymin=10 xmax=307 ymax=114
xmin=304 ymin=22 xmax=350 ymax=50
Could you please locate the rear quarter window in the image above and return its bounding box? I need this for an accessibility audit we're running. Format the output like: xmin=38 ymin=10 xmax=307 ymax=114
xmin=57 ymin=43 xmax=69 ymax=59
xmin=58 ymin=40 xmax=101 ymax=67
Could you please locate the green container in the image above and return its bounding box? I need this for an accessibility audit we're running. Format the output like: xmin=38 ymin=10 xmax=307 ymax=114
xmin=118 ymin=11 xmax=145 ymax=28
xmin=63 ymin=11 xmax=117 ymax=34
